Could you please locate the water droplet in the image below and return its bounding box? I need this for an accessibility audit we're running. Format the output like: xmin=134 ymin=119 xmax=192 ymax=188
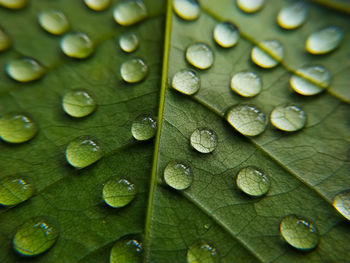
xmin=236 ymin=0 xmax=264 ymax=13
xmin=13 ymin=218 xmax=59 ymax=256
xmin=60 ymin=32 xmax=94 ymax=59
xmin=0 ymin=176 xmax=34 ymax=206
xmin=62 ymin=90 xmax=97 ymax=118
xmin=163 ymin=161 xmax=193 ymax=190
xmin=38 ymin=9 xmax=69 ymax=35
xmin=0 ymin=0 xmax=27 ymax=9
xmin=333 ymin=190 xmax=350 ymax=221
xmin=280 ymin=215 xmax=319 ymax=250
xmin=172 ymin=0 xmax=200 ymax=21
xmin=65 ymin=136 xmax=104 ymax=169
xmin=231 ymin=71 xmax=262 ymax=97
xmin=277 ymin=1 xmax=307 ymax=30
xmin=290 ymin=65 xmax=331 ymax=96
xmin=226 ymin=104 xmax=267 ymax=136
xmin=270 ymin=104 xmax=306 ymax=132
xmin=186 ymin=43 xmax=214 ymax=70
xmin=103 ymin=178 xmax=136 ymax=208
xmin=119 ymin=32 xmax=139 ymax=53
xmin=120 ymin=58 xmax=148 ymax=83
xmin=236 ymin=166 xmax=270 ymax=197
xmin=0 ymin=27 xmax=11 ymax=52
xmin=190 ymin=128 xmax=217 ymax=154
xmin=110 ymin=235 xmax=142 ymax=263
xmin=187 ymin=240 xmax=218 ymax=263
xmin=171 ymin=69 xmax=200 ymax=95
xmin=213 ymin=22 xmax=239 ymax=48
xmin=6 ymin=58 xmax=45 ymax=82
xmin=306 ymin=26 xmax=343 ymax=55
xmin=0 ymin=113 xmax=38 ymax=143
xmin=113 ymin=0 xmax=147 ymax=26
xmin=131 ymin=115 xmax=157 ymax=141
xmin=251 ymin=40 xmax=284 ymax=68
xmin=84 ymin=0 xmax=110 ymax=11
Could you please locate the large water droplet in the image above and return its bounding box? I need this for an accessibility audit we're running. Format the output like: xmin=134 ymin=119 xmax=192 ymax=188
xmin=226 ymin=104 xmax=267 ymax=136
xmin=306 ymin=26 xmax=343 ymax=55
xmin=187 ymin=240 xmax=218 ymax=263
xmin=186 ymin=43 xmax=214 ymax=70
xmin=190 ymin=128 xmax=218 ymax=154
xmin=110 ymin=235 xmax=143 ymax=263
xmin=62 ymin=90 xmax=97 ymax=118
xmin=120 ymin=58 xmax=148 ymax=83
xmin=251 ymin=40 xmax=284 ymax=68
xmin=0 ymin=113 xmax=38 ymax=143
xmin=231 ymin=71 xmax=262 ymax=97
xmin=333 ymin=190 xmax=350 ymax=221
xmin=236 ymin=0 xmax=264 ymax=13
xmin=0 ymin=0 xmax=27 ymax=9
xmin=0 ymin=27 xmax=11 ymax=52
xmin=236 ymin=166 xmax=270 ymax=197
xmin=119 ymin=32 xmax=139 ymax=53
xmin=0 ymin=176 xmax=34 ymax=206
xmin=213 ymin=22 xmax=239 ymax=48
xmin=131 ymin=115 xmax=157 ymax=141
xmin=13 ymin=219 xmax=59 ymax=256
xmin=113 ymin=0 xmax=147 ymax=26
xmin=171 ymin=69 xmax=200 ymax=95
xmin=280 ymin=215 xmax=319 ymax=250
xmin=84 ymin=0 xmax=110 ymax=11
xmin=60 ymin=32 xmax=94 ymax=59
xmin=172 ymin=0 xmax=200 ymax=21
xmin=38 ymin=9 xmax=69 ymax=35
xmin=103 ymin=178 xmax=136 ymax=208
xmin=6 ymin=58 xmax=45 ymax=82
xmin=163 ymin=161 xmax=192 ymax=190
xmin=290 ymin=65 xmax=331 ymax=96
xmin=277 ymin=1 xmax=307 ymax=30
xmin=65 ymin=136 xmax=104 ymax=169
xmin=270 ymin=104 xmax=306 ymax=132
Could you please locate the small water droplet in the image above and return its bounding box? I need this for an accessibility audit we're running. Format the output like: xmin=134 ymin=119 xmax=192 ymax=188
xmin=84 ymin=0 xmax=110 ymax=11
xmin=280 ymin=215 xmax=319 ymax=250
xmin=120 ymin=58 xmax=148 ymax=83
xmin=110 ymin=235 xmax=143 ymax=263
xmin=290 ymin=65 xmax=331 ymax=96
xmin=236 ymin=0 xmax=264 ymax=13
xmin=236 ymin=166 xmax=270 ymax=197
xmin=172 ymin=0 xmax=200 ymax=21
xmin=171 ymin=69 xmax=200 ymax=95
xmin=333 ymin=190 xmax=350 ymax=221
xmin=65 ymin=136 xmax=104 ymax=169
xmin=0 ymin=113 xmax=38 ymax=143
xmin=190 ymin=128 xmax=217 ymax=154
xmin=60 ymin=32 xmax=94 ymax=59
xmin=103 ymin=178 xmax=136 ymax=208
xmin=251 ymin=40 xmax=284 ymax=68
xmin=0 ymin=176 xmax=34 ymax=206
xmin=13 ymin=219 xmax=59 ymax=256
xmin=131 ymin=115 xmax=157 ymax=141
xmin=213 ymin=22 xmax=240 ymax=48
xmin=186 ymin=43 xmax=214 ymax=70
xmin=113 ymin=0 xmax=147 ymax=26
xmin=306 ymin=26 xmax=343 ymax=55
xmin=277 ymin=1 xmax=307 ymax=30
xmin=6 ymin=57 xmax=45 ymax=82
xmin=163 ymin=161 xmax=193 ymax=190
xmin=38 ymin=9 xmax=69 ymax=35
xmin=226 ymin=104 xmax=267 ymax=136
xmin=231 ymin=71 xmax=262 ymax=97
xmin=119 ymin=32 xmax=139 ymax=53
xmin=270 ymin=104 xmax=306 ymax=132
xmin=0 ymin=0 xmax=27 ymax=9
xmin=0 ymin=27 xmax=11 ymax=52
xmin=187 ymin=240 xmax=218 ymax=263
xmin=62 ymin=90 xmax=97 ymax=118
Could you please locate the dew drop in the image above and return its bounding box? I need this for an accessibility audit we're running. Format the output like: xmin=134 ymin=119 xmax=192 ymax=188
xmin=231 ymin=71 xmax=262 ymax=97
xmin=103 ymin=178 xmax=136 ymax=208
xmin=236 ymin=166 xmax=270 ymax=197
xmin=163 ymin=161 xmax=193 ymax=190
xmin=131 ymin=115 xmax=157 ymax=141
xmin=172 ymin=0 xmax=200 ymax=21
xmin=0 ymin=0 xmax=27 ymax=9
xmin=119 ymin=32 xmax=139 ymax=53
xmin=0 ymin=176 xmax=34 ymax=206
xmin=6 ymin=57 xmax=45 ymax=82
xmin=186 ymin=43 xmax=214 ymax=70
xmin=110 ymin=235 xmax=143 ymax=263
xmin=113 ymin=0 xmax=147 ymax=26
xmin=226 ymin=104 xmax=267 ymax=136
xmin=277 ymin=1 xmax=307 ymax=30
xmin=38 ymin=9 xmax=69 ymax=35
xmin=251 ymin=40 xmax=284 ymax=68
xmin=120 ymin=58 xmax=148 ymax=83
xmin=333 ymin=190 xmax=350 ymax=221
xmin=0 ymin=27 xmax=11 ymax=52
xmin=187 ymin=240 xmax=218 ymax=263
xmin=213 ymin=22 xmax=240 ymax=48
xmin=190 ymin=128 xmax=217 ymax=154
xmin=171 ymin=69 xmax=200 ymax=95
xmin=270 ymin=104 xmax=306 ymax=132
xmin=306 ymin=26 xmax=343 ymax=55
xmin=236 ymin=0 xmax=264 ymax=13
xmin=62 ymin=89 xmax=97 ymax=118
xmin=65 ymin=136 xmax=104 ymax=169
xmin=280 ymin=215 xmax=319 ymax=250
xmin=13 ymin=218 xmax=59 ymax=256
xmin=60 ymin=32 xmax=94 ymax=59
xmin=0 ymin=113 xmax=38 ymax=143
xmin=84 ymin=0 xmax=110 ymax=11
